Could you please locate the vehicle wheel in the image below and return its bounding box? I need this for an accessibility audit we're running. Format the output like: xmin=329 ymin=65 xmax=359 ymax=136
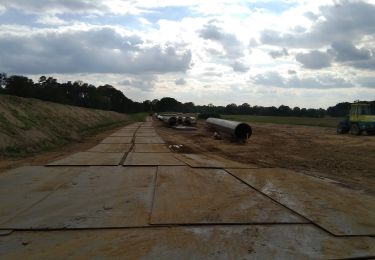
xmin=367 ymin=130 xmax=375 ymax=136
xmin=350 ymin=124 xmax=361 ymax=135
xmin=336 ymin=123 xmax=349 ymax=134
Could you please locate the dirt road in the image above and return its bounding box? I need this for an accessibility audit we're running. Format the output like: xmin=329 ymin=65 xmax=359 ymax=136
xmin=156 ymin=121 xmax=375 ymax=195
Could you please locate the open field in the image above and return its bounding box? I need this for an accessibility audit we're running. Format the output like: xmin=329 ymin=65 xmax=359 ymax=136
xmin=156 ymin=120 xmax=375 ymax=195
xmin=222 ymin=114 xmax=342 ymax=128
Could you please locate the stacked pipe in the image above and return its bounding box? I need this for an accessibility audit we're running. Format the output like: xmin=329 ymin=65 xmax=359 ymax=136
xmin=162 ymin=116 xmax=178 ymax=126
xmin=157 ymin=113 xmax=197 ymax=127
xmin=183 ymin=116 xmax=197 ymax=126
xmin=206 ymin=117 xmax=252 ymax=140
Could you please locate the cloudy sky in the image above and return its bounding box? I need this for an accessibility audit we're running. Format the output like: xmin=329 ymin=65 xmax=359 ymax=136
xmin=0 ymin=0 xmax=374 ymax=108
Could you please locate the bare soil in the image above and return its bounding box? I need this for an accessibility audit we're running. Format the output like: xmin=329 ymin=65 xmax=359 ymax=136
xmin=155 ymin=121 xmax=375 ymax=196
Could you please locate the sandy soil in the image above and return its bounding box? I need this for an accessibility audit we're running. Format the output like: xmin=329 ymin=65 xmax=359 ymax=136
xmin=155 ymin=121 xmax=375 ymax=196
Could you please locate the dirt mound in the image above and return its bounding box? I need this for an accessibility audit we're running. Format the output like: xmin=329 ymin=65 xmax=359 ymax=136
xmin=0 ymin=95 xmax=127 ymax=156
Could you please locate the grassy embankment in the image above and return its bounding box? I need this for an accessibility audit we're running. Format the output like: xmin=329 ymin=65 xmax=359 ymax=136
xmin=222 ymin=115 xmax=341 ymax=128
xmin=0 ymin=94 xmax=136 ymax=156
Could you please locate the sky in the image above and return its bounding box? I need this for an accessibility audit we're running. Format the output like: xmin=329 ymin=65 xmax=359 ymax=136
xmin=0 ymin=0 xmax=374 ymax=108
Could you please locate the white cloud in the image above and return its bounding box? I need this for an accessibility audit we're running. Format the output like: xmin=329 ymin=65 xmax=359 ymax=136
xmin=119 ymin=75 xmax=157 ymax=91
xmin=0 ymin=5 xmax=5 ymax=14
xmin=175 ymin=78 xmax=187 ymax=85
xmin=231 ymin=61 xmax=249 ymax=72
xmin=0 ymin=0 xmax=374 ymax=108
xmin=253 ymin=71 xmax=354 ymax=89
xmin=0 ymin=27 xmax=192 ymax=74
xmin=35 ymin=15 xmax=67 ymax=26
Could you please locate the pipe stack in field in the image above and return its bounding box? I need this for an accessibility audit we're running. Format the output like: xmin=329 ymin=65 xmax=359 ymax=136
xmin=157 ymin=113 xmax=197 ymax=127
xmin=206 ymin=117 xmax=252 ymax=140
xmin=183 ymin=116 xmax=197 ymax=126
xmin=162 ymin=116 xmax=178 ymax=126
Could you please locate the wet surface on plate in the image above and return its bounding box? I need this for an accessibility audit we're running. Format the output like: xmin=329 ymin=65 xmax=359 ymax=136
xmin=227 ymin=167 xmax=375 ymax=236
xmin=131 ymin=144 xmax=171 ymax=153
xmin=124 ymin=153 xmax=185 ymax=166
xmin=47 ymin=152 xmax=124 ymax=166
xmin=174 ymin=153 xmax=259 ymax=169
xmin=0 ymin=225 xmax=374 ymax=259
xmin=150 ymin=166 xmax=307 ymax=224
xmin=2 ymin=167 xmax=156 ymax=229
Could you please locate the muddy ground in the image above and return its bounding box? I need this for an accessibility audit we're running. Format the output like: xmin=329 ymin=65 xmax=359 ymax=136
xmin=155 ymin=121 xmax=375 ymax=196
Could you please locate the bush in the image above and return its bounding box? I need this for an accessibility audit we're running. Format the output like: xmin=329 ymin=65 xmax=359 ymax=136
xmin=198 ymin=112 xmax=221 ymax=119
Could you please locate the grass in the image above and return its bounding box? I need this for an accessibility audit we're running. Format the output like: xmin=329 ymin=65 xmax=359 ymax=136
xmin=222 ymin=115 xmax=342 ymax=128
xmin=128 ymin=112 xmax=149 ymax=122
xmin=0 ymin=120 xmax=129 ymax=157
xmin=10 ymin=109 xmax=35 ymax=130
xmin=0 ymin=113 xmax=17 ymax=135
xmin=0 ymin=94 xmax=132 ymax=158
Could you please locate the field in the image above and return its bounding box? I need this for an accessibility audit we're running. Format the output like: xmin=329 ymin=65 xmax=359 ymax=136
xmin=156 ymin=119 xmax=375 ymax=196
xmin=222 ymin=114 xmax=341 ymax=128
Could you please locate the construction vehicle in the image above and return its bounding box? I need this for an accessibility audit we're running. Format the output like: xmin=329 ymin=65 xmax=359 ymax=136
xmin=337 ymin=102 xmax=375 ymax=135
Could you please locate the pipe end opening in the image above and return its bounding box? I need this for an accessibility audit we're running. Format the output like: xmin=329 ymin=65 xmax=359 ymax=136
xmin=235 ymin=123 xmax=252 ymax=139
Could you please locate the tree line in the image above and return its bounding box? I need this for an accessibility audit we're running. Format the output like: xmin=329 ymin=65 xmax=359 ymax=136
xmin=0 ymin=73 xmax=373 ymax=117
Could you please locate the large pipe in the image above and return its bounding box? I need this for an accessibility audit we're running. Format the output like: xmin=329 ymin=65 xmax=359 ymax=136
xmin=206 ymin=117 xmax=252 ymax=140
xmin=163 ymin=116 xmax=177 ymax=126
xmin=183 ymin=116 xmax=197 ymax=126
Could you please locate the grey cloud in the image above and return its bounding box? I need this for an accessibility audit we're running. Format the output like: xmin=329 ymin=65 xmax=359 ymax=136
xmin=119 ymin=75 xmax=157 ymax=91
xmin=289 ymin=75 xmax=353 ymax=89
xmin=231 ymin=61 xmax=249 ymax=72
xmin=253 ymin=71 xmax=353 ymax=89
xmin=199 ymin=23 xmax=244 ymax=58
xmin=0 ymin=0 xmax=105 ymax=14
xmin=295 ymin=50 xmax=331 ymax=69
xmin=292 ymin=26 xmax=306 ymax=33
xmin=325 ymin=42 xmax=375 ymax=70
xmin=0 ymin=28 xmax=192 ymax=74
xmin=201 ymin=71 xmax=223 ymax=77
xmin=268 ymin=48 xmax=288 ymax=59
xmin=254 ymin=71 xmax=284 ymax=86
xmin=328 ymin=41 xmax=371 ymax=62
xmin=288 ymin=70 xmax=297 ymax=75
xmin=205 ymin=48 xmax=225 ymax=57
xmin=260 ymin=29 xmax=302 ymax=48
xmin=261 ymin=1 xmax=375 ymax=48
xmin=349 ymin=58 xmax=375 ymax=70
xmin=356 ymin=77 xmax=375 ymax=88
xmin=175 ymin=78 xmax=187 ymax=85
xmin=304 ymin=11 xmax=319 ymax=21
xmin=248 ymin=38 xmax=258 ymax=47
